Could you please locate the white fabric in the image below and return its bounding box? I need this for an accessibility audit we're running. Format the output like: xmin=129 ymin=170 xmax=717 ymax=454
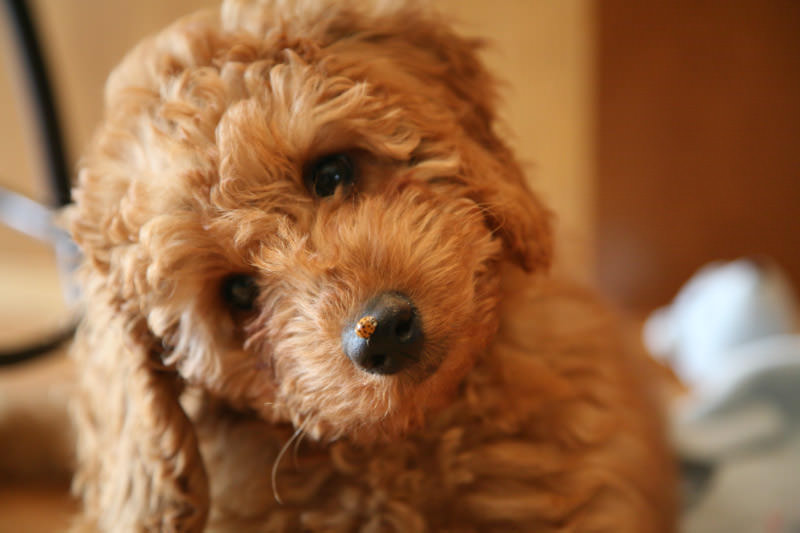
xmin=643 ymin=259 xmax=800 ymax=532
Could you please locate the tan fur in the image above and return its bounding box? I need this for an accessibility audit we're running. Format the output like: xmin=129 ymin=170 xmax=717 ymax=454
xmin=68 ymin=1 xmax=675 ymax=531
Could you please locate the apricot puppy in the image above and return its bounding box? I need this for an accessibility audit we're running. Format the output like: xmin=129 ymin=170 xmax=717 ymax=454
xmin=68 ymin=1 xmax=675 ymax=531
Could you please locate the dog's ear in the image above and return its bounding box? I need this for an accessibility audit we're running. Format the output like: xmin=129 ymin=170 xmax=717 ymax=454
xmin=72 ymin=316 xmax=209 ymax=531
xmin=467 ymin=147 xmax=554 ymax=273
xmin=374 ymin=10 xmax=554 ymax=272
xmin=415 ymin=19 xmax=554 ymax=273
xmin=67 ymin=14 xmax=215 ymax=529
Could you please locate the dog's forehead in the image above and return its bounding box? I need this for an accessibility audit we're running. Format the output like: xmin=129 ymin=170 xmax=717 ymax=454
xmin=214 ymin=57 xmax=419 ymax=172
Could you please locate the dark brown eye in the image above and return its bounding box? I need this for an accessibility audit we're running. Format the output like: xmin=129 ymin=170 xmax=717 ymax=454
xmin=221 ymin=274 xmax=259 ymax=311
xmin=307 ymin=153 xmax=354 ymax=197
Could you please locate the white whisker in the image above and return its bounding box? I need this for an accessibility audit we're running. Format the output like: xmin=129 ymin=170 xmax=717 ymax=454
xmin=292 ymin=429 xmax=306 ymax=468
xmin=271 ymin=420 xmax=306 ymax=505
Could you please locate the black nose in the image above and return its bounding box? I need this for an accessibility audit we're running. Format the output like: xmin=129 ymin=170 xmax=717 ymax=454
xmin=341 ymin=292 xmax=424 ymax=375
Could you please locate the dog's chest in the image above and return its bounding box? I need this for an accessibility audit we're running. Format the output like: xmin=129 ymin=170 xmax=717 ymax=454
xmin=196 ymin=403 xmax=532 ymax=533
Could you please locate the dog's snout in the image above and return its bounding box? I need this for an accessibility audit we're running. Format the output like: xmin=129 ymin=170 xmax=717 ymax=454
xmin=342 ymin=292 xmax=424 ymax=375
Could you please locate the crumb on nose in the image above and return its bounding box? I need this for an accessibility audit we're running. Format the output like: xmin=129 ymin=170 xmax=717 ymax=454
xmin=355 ymin=316 xmax=378 ymax=339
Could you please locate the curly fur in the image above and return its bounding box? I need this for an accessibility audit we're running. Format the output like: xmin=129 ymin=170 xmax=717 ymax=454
xmin=68 ymin=1 xmax=675 ymax=531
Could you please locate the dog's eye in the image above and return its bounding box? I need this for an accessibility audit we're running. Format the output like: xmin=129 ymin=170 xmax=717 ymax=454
xmin=221 ymin=274 xmax=259 ymax=311
xmin=307 ymin=154 xmax=354 ymax=197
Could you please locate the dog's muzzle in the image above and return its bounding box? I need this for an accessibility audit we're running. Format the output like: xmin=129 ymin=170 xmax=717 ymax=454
xmin=341 ymin=292 xmax=424 ymax=375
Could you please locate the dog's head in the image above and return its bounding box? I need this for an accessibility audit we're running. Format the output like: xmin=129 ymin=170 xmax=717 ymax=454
xmin=73 ymin=1 xmax=551 ymax=446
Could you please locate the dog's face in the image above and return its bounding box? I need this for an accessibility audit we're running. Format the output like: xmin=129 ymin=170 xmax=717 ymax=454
xmin=72 ymin=1 xmax=551 ymax=442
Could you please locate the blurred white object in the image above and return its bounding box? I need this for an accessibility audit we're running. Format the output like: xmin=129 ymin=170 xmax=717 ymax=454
xmin=644 ymin=258 xmax=798 ymax=387
xmin=644 ymin=259 xmax=800 ymax=533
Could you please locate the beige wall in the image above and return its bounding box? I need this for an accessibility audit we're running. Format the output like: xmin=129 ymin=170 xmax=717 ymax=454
xmin=0 ymin=0 xmax=596 ymax=280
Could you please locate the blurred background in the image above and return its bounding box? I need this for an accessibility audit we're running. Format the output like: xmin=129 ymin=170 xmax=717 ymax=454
xmin=0 ymin=1 xmax=798 ymax=531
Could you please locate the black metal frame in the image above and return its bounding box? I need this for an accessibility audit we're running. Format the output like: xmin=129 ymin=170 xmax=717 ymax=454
xmin=0 ymin=0 xmax=76 ymax=364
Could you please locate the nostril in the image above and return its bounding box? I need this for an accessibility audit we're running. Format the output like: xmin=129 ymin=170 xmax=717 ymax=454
xmin=370 ymin=353 xmax=387 ymax=369
xmin=394 ymin=317 xmax=413 ymax=341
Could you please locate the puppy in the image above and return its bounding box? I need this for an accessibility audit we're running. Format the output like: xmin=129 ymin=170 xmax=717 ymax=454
xmin=68 ymin=1 xmax=676 ymax=531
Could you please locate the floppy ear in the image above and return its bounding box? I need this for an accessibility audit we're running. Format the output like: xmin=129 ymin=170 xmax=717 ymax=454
xmin=66 ymin=12 xmax=219 ymax=530
xmin=470 ymin=147 xmax=554 ymax=273
xmin=415 ymin=17 xmax=554 ymax=273
xmin=72 ymin=312 xmax=209 ymax=532
xmin=382 ymin=9 xmax=554 ymax=272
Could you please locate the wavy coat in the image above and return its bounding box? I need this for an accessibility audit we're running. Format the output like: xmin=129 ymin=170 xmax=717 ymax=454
xmin=69 ymin=1 xmax=675 ymax=531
